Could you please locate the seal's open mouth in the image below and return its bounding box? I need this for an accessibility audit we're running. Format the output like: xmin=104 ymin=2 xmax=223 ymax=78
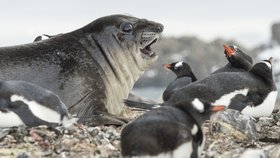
xmin=140 ymin=32 xmax=159 ymax=58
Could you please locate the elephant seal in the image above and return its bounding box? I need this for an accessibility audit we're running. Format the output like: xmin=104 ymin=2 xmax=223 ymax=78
xmin=0 ymin=14 xmax=164 ymax=126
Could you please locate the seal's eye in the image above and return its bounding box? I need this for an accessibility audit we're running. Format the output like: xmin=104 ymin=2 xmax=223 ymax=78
xmin=120 ymin=22 xmax=133 ymax=34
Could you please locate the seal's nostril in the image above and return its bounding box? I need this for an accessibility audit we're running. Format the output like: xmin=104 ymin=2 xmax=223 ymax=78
xmin=158 ymin=24 xmax=164 ymax=32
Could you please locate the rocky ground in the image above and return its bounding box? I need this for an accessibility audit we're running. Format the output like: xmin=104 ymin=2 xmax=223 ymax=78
xmin=0 ymin=107 xmax=279 ymax=158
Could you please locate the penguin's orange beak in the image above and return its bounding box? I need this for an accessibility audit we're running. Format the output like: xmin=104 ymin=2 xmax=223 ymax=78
xmin=223 ymin=44 xmax=235 ymax=57
xmin=211 ymin=105 xmax=226 ymax=112
xmin=162 ymin=64 xmax=172 ymax=70
xmin=269 ymin=57 xmax=273 ymax=63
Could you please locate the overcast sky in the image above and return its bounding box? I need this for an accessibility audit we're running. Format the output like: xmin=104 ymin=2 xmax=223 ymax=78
xmin=1 ymin=0 xmax=280 ymax=48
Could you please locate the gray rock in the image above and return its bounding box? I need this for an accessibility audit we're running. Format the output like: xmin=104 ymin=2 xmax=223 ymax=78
xmin=0 ymin=128 xmax=10 ymax=140
xmin=257 ymin=117 xmax=274 ymax=127
xmin=272 ymin=22 xmax=280 ymax=44
xmin=217 ymin=148 xmax=266 ymax=158
xmin=240 ymin=148 xmax=266 ymax=158
xmin=210 ymin=109 xmax=258 ymax=141
xmin=264 ymin=145 xmax=280 ymax=158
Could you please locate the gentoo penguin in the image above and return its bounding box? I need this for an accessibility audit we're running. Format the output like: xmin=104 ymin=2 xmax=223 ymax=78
xmin=162 ymin=61 xmax=197 ymax=102
xmin=121 ymin=99 xmax=225 ymax=158
xmin=0 ymin=80 xmax=76 ymax=127
xmin=125 ymin=58 xmax=277 ymax=117
xmin=212 ymin=44 xmax=253 ymax=74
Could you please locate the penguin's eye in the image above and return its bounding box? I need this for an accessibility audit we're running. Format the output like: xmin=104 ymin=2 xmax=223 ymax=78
xmin=120 ymin=22 xmax=133 ymax=34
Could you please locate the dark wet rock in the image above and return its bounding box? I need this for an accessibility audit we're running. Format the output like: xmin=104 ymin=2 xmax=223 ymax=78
xmin=210 ymin=109 xmax=258 ymax=141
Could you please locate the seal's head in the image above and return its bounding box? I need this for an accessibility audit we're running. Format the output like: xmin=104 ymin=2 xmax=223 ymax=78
xmin=76 ymin=15 xmax=163 ymax=115
xmin=83 ymin=14 xmax=164 ymax=73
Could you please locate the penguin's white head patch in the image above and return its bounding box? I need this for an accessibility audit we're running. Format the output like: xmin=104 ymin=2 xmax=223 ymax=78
xmin=41 ymin=34 xmax=50 ymax=40
xmin=174 ymin=61 xmax=183 ymax=69
xmin=260 ymin=60 xmax=272 ymax=70
xmin=192 ymin=98 xmax=204 ymax=113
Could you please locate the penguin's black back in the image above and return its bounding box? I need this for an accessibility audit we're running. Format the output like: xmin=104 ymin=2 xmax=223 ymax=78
xmin=121 ymin=106 xmax=201 ymax=157
xmin=167 ymin=71 xmax=274 ymax=107
xmin=163 ymin=77 xmax=192 ymax=101
xmin=0 ymin=80 xmax=69 ymax=127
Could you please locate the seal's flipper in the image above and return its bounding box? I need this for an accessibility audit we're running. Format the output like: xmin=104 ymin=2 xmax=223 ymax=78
xmin=123 ymin=99 xmax=162 ymax=110
xmin=77 ymin=112 xmax=128 ymax=126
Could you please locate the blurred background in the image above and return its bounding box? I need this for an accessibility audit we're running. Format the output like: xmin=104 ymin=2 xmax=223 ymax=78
xmin=0 ymin=0 xmax=280 ymax=102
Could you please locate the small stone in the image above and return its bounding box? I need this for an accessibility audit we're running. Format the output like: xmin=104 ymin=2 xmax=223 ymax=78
xmin=264 ymin=145 xmax=280 ymax=158
xmin=273 ymin=112 xmax=280 ymax=120
xmin=257 ymin=117 xmax=274 ymax=127
xmin=277 ymin=122 xmax=280 ymax=126
xmin=16 ymin=152 xmax=29 ymax=158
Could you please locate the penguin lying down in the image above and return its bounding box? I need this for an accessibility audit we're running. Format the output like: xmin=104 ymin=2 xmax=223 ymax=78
xmin=121 ymin=99 xmax=225 ymax=158
xmin=0 ymin=80 xmax=77 ymax=128
xmin=124 ymin=58 xmax=277 ymax=118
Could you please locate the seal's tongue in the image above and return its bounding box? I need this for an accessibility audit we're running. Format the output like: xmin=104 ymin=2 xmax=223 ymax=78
xmin=141 ymin=38 xmax=157 ymax=57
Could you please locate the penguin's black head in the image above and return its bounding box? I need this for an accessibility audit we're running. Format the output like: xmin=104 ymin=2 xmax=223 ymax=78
xmin=178 ymin=98 xmax=225 ymax=125
xmin=163 ymin=61 xmax=197 ymax=80
xmin=250 ymin=57 xmax=273 ymax=82
xmin=223 ymin=44 xmax=253 ymax=70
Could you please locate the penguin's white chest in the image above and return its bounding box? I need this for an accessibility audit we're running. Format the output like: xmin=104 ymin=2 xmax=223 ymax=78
xmin=241 ymin=91 xmax=278 ymax=117
xmin=0 ymin=111 xmax=24 ymax=127
xmin=10 ymin=94 xmax=62 ymax=123
xmin=132 ymin=141 xmax=193 ymax=158
xmin=211 ymin=89 xmax=249 ymax=106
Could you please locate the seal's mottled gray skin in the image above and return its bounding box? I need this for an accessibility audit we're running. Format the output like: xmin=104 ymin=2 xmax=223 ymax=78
xmin=0 ymin=14 xmax=163 ymax=125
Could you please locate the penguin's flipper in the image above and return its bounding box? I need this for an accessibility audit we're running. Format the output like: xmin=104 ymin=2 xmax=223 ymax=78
xmin=123 ymin=99 xmax=162 ymax=110
xmin=76 ymin=113 xmax=129 ymax=126
xmin=228 ymin=94 xmax=252 ymax=111
xmin=0 ymin=99 xmax=9 ymax=113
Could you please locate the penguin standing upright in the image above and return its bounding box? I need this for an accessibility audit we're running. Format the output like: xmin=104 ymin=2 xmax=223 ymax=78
xmin=0 ymin=80 xmax=76 ymax=127
xmin=162 ymin=61 xmax=197 ymax=101
xmin=212 ymin=44 xmax=253 ymax=74
xmin=121 ymin=99 xmax=225 ymax=158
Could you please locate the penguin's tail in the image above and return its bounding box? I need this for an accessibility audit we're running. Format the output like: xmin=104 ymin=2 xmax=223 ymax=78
xmin=123 ymin=99 xmax=162 ymax=110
